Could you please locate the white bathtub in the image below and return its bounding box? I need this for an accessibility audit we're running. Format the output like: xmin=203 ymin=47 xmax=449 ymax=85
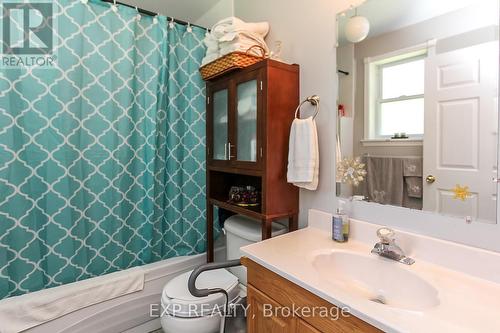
xmin=22 ymin=245 xmax=225 ymax=333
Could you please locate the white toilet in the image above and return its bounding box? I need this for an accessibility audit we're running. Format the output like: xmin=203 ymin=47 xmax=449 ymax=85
xmin=160 ymin=215 xmax=287 ymax=333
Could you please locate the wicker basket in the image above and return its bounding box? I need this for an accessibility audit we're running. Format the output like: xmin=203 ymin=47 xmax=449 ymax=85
xmin=199 ymin=45 xmax=267 ymax=81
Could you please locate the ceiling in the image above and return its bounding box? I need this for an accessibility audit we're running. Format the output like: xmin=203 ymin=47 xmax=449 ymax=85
xmin=120 ymin=0 xmax=230 ymax=27
xmin=338 ymin=0 xmax=497 ymax=45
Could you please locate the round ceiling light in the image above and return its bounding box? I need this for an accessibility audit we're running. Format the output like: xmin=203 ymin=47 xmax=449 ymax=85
xmin=345 ymin=15 xmax=370 ymax=43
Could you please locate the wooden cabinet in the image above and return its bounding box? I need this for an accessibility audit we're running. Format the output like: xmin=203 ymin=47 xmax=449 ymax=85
xmin=297 ymin=320 xmax=322 ymax=333
xmin=248 ymin=285 xmax=297 ymax=333
xmin=207 ymin=69 xmax=264 ymax=170
xmin=243 ymin=257 xmax=383 ymax=333
xmin=247 ymin=285 xmax=322 ymax=333
xmin=205 ymin=60 xmax=300 ymax=262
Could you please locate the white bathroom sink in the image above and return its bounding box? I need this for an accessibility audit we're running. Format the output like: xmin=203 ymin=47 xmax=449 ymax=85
xmin=312 ymin=250 xmax=440 ymax=311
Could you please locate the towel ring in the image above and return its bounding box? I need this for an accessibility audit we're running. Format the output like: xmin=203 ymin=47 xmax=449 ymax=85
xmin=294 ymin=95 xmax=320 ymax=120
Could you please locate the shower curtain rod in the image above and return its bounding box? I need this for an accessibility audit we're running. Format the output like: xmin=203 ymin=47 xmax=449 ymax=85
xmin=100 ymin=0 xmax=208 ymax=31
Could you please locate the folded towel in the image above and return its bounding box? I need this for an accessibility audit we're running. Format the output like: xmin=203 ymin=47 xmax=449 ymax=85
xmin=0 ymin=267 xmax=145 ymax=333
xmin=405 ymin=176 xmax=423 ymax=198
xmin=219 ymin=31 xmax=269 ymax=56
xmin=201 ymin=52 xmax=219 ymax=66
xmin=403 ymin=158 xmax=423 ymax=177
xmin=212 ymin=17 xmax=270 ymax=39
xmin=287 ymin=117 xmax=319 ymax=190
xmin=218 ymin=30 xmax=264 ymax=43
xmin=203 ymin=34 xmax=219 ymax=50
xmin=363 ymin=157 xmax=404 ymax=205
xmin=212 ymin=17 xmax=245 ymax=38
xmin=220 ymin=43 xmax=268 ymax=57
xmin=206 ymin=44 xmax=219 ymax=54
xmin=203 ymin=33 xmax=219 ymax=53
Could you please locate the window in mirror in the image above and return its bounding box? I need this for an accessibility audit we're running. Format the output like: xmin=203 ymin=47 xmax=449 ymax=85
xmin=368 ymin=54 xmax=426 ymax=139
xmin=379 ymin=98 xmax=424 ymax=136
xmin=381 ymin=58 xmax=424 ymax=99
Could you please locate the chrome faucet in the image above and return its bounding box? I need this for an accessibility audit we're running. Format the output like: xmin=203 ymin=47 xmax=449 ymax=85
xmin=371 ymin=228 xmax=415 ymax=265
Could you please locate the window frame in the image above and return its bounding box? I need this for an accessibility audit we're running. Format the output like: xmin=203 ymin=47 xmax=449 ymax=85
xmin=363 ymin=41 xmax=433 ymax=143
xmin=375 ymin=55 xmax=426 ymax=139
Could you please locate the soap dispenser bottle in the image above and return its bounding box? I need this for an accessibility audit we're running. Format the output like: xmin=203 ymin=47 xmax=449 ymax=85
xmin=332 ymin=202 xmax=350 ymax=243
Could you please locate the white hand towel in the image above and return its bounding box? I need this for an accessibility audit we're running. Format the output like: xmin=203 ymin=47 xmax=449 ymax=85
xmin=287 ymin=117 xmax=319 ymax=190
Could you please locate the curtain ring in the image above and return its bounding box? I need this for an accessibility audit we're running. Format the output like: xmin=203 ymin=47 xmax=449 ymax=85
xmin=111 ymin=0 xmax=118 ymax=12
xmin=187 ymin=23 xmax=192 ymax=33
xmin=135 ymin=6 xmax=141 ymax=21
xmin=169 ymin=17 xmax=175 ymax=29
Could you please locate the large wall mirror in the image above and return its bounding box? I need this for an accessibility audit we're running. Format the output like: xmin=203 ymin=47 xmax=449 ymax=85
xmin=336 ymin=0 xmax=499 ymax=224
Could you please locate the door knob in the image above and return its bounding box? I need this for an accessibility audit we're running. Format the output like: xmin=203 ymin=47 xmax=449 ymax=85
xmin=426 ymin=175 xmax=436 ymax=184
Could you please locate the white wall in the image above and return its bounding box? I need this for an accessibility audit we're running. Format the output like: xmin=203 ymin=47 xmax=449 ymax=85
xmin=195 ymin=0 xmax=234 ymax=28
xmin=120 ymin=0 xmax=233 ymax=28
xmin=234 ymin=0 xmax=353 ymax=225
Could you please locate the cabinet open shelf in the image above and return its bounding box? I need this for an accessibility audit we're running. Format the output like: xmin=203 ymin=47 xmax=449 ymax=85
xmin=208 ymin=170 xmax=263 ymax=215
xmin=209 ymin=198 xmax=262 ymax=220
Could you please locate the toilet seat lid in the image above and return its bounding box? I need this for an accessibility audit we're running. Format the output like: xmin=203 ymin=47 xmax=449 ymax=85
xmin=163 ymin=268 xmax=238 ymax=303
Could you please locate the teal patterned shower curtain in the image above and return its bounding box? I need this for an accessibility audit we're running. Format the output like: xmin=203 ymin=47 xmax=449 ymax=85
xmin=0 ymin=0 xmax=210 ymax=299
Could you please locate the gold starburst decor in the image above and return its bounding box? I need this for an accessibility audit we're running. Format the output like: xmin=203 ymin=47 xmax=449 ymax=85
xmin=452 ymin=184 xmax=471 ymax=201
xmin=337 ymin=157 xmax=367 ymax=186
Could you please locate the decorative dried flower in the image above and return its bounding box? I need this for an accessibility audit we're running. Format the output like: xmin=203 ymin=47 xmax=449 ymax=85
xmin=452 ymin=184 xmax=471 ymax=201
xmin=337 ymin=157 xmax=367 ymax=186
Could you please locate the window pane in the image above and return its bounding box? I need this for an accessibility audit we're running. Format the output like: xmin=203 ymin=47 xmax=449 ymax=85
xmin=379 ymin=98 xmax=424 ymax=136
xmin=382 ymin=59 xmax=424 ymax=99
xmin=237 ymin=80 xmax=258 ymax=162
xmin=213 ymin=89 xmax=228 ymax=160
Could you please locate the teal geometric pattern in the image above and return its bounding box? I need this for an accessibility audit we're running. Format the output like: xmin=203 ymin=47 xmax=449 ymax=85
xmin=0 ymin=0 xmax=213 ymax=299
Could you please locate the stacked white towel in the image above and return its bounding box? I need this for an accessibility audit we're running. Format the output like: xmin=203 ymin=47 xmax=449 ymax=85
xmin=287 ymin=117 xmax=320 ymax=191
xmin=201 ymin=17 xmax=270 ymax=66
xmin=202 ymin=33 xmax=220 ymax=66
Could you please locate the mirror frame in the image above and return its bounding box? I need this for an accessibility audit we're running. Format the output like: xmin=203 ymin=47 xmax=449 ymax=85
xmin=339 ymin=199 xmax=500 ymax=252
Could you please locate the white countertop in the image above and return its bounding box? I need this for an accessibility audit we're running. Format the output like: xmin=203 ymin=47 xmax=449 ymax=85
xmin=240 ymin=224 xmax=500 ymax=333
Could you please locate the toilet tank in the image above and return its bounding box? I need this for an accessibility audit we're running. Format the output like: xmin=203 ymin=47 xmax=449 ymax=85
xmin=224 ymin=215 xmax=288 ymax=286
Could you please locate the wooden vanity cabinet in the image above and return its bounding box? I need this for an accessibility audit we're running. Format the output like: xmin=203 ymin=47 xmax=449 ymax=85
xmin=247 ymin=285 xmax=297 ymax=333
xmin=243 ymin=257 xmax=383 ymax=333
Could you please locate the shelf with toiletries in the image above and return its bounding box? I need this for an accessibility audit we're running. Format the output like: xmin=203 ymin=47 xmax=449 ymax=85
xmin=205 ymin=59 xmax=300 ymax=262
xmin=208 ymin=170 xmax=262 ymax=214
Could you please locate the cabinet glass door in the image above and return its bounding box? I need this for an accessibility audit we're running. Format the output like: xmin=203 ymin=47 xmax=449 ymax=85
xmin=236 ymin=80 xmax=258 ymax=162
xmin=212 ymin=89 xmax=229 ymax=161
